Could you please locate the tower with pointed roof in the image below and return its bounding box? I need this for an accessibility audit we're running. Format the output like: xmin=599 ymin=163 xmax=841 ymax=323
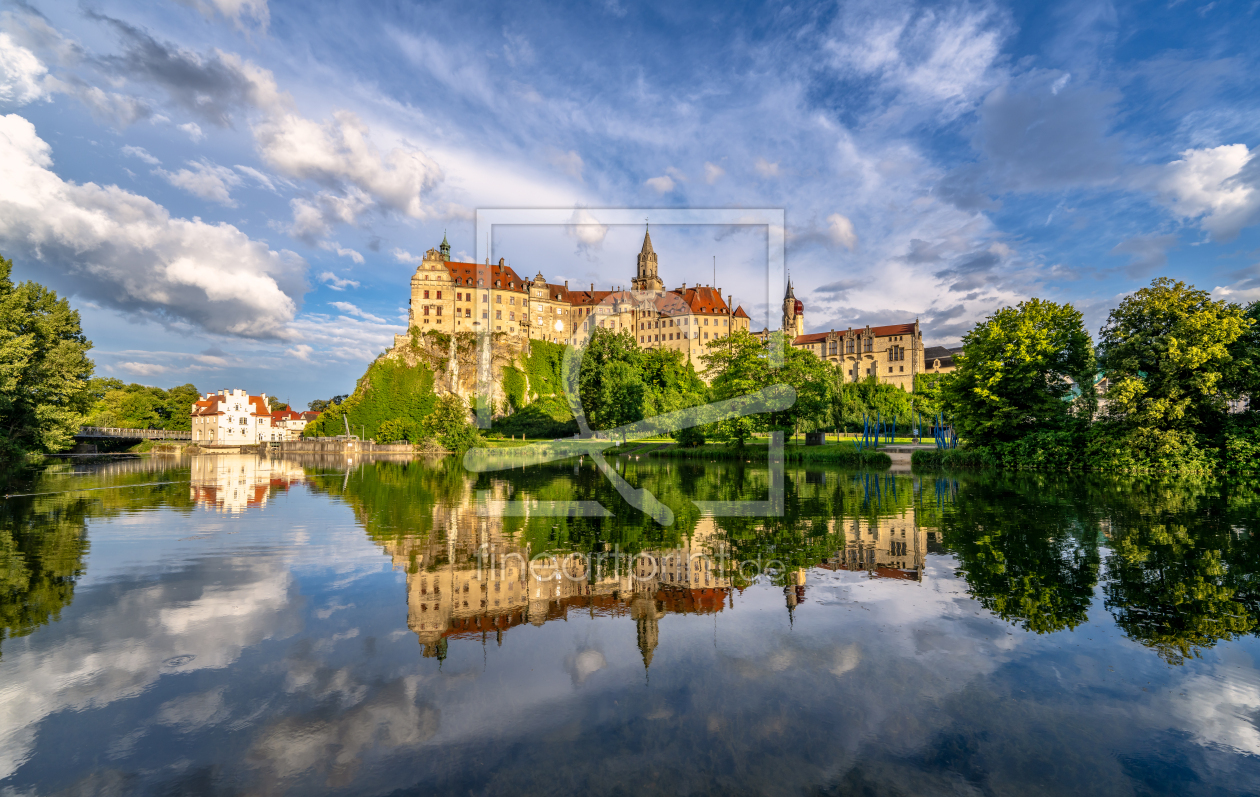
xmin=439 ymin=231 xmax=451 ymax=262
xmin=782 ymin=277 xmax=805 ymax=337
xmin=631 ymin=224 xmax=664 ymax=292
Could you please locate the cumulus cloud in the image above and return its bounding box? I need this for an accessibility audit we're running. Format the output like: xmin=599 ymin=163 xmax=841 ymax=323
xmin=0 ymin=114 xmax=305 ymax=338
xmin=704 ymin=161 xmax=725 ymax=184
xmin=318 ymin=271 xmax=360 ymax=291
xmin=286 ymin=343 xmax=313 ymax=361
xmin=178 ymin=121 xmax=204 ymax=141
xmin=0 ymin=31 xmax=50 ymax=104
xmin=318 ymin=240 xmax=364 ymax=264
xmin=155 ymin=159 xmax=242 ymax=204
xmin=644 ymin=175 xmax=675 ymax=193
xmin=827 ymin=213 xmax=858 ymax=250
xmin=1150 ymin=144 xmax=1260 ymax=242
xmin=565 ymin=207 xmax=608 ymax=251
xmin=255 ymin=111 xmax=443 ymax=234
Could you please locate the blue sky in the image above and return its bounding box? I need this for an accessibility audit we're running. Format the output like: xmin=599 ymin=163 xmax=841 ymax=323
xmin=0 ymin=0 xmax=1257 ymax=407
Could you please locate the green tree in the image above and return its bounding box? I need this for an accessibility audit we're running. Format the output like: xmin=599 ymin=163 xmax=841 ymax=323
xmin=765 ymin=332 xmax=833 ymax=436
xmin=419 ymin=393 xmax=483 ymax=452
xmin=1099 ymin=278 xmax=1249 ymax=432
xmin=579 ymin=328 xmax=644 ymax=432
xmin=0 ymin=254 xmax=95 ymax=459
xmin=945 ymin=298 xmax=1094 ymax=445
xmin=700 ymin=329 xmax=769 ymax=448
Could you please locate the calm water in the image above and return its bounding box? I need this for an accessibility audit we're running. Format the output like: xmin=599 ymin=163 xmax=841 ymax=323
xmin=3 ymin=453 xmax=1260 ymax=796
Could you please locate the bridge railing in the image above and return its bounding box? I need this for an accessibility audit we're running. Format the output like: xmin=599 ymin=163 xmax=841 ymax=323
xmin=78 ymin=426 xmax=193 ymax=440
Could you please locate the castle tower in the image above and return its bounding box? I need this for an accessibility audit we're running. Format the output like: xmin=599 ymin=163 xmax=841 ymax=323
xmin=782 ymin=278 xmax=804 ymax=337
xmin=631 ymin=225 xmax=664 ymax=292
xmin=439 ymin=231 xmax=451 ymax=262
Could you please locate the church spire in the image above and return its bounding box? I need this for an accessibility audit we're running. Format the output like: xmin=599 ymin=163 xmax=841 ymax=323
xmin=641 ymin=224 xmax=654 ymax=255
xmin=632 ymin=222 xmax=663 ymax=292
xmin=439 ymin=231 xmax=450 ymax=262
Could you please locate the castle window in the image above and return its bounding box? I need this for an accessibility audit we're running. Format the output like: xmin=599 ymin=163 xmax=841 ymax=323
xmin=496 ymin=310 xmax=502 ymax=320
xmin=482 ymin=311 xmax=488 ymax=319
xmin=482 ymin=294 xmax=488 ymax=303
xmin=510 ymin=297 xmax=515 ymax=305
xmin=436 ymin=307 xmax=442 ymax=316
xmin=423 ymin=290 xmax=430 ymax=299
xmin=465 ymin=308 xmax=471 ymax=317
xmin=496 ymin=295 xmax=502 ymax=303
xmin=436 ymin=291 xmax=442 ymax=300
xmin=423 ymin=306 xmax=429 ymax=316
xmin=509 ymin=312 xmax=515 ymax=320
xmin=478 ymin=279 xmax=484 ymax=286
xmin=456 ymin=292 xmax=462 ymax=301
xmin=495 ymin=280 xmax=501 ymax=287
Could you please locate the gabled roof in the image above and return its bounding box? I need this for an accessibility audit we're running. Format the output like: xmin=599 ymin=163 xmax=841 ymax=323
xmin=673 ymin=286 xmax=729 ymax=314
xmin=732 ymin=305 xmax=750 ymax=320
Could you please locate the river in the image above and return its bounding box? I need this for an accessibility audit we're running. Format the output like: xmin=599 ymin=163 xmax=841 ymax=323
xmin=1 ymin=453 xmax=1259 ymax=795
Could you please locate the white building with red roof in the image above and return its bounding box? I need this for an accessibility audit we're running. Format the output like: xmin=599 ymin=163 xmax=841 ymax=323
xmin=190 ymin=389 xmax=277 ymax=444
xmin=269 ymin=407 xmax=321 ymax=441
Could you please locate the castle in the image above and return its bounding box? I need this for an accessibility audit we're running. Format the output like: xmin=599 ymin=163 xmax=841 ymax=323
xmin=396 ymin=227 xmax=951 ymax=389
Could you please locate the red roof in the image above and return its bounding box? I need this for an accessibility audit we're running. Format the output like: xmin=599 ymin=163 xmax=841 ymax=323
xmin=791 ymin=322 xmax=918 ymax=347
xmin=443 ymin=261 xmax=528 ymax=292
xmin=733 ymin=305 xmax=750 ymax=319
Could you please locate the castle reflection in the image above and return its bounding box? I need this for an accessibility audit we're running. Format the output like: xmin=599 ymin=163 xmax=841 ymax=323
xmin=372 ymin=477 xmax=939 ymax=662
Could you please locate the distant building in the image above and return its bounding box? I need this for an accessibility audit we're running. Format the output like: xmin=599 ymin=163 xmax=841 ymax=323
xmin=190 ymin=389 xmax=276 ymax=444
xmin=922 ymin=345 xmax=962 ymax=375
xmin=270 ymin=406 xmax=320 ymax=440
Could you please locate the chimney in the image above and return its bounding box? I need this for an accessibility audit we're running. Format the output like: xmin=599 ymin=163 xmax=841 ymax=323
xmin=682 ymin=282 xmax=687 ymax=290
xmin=565 ymin=280 xmax=569 ymax=289
xmin=590 ymin=283 xmax=594 ymax=291
xmin=498 ymin=257 xmax=505 ymax=267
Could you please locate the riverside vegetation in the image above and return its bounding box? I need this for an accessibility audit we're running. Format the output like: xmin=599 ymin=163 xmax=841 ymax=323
xmin=917 ymin=277 xmax=1260 ymax=473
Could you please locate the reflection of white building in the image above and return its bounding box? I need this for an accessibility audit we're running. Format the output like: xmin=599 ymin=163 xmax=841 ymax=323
xmin=190 ymin=454 xmax=307 ymax=513
xmin=191 ymin=389 xmax=278 ymax=444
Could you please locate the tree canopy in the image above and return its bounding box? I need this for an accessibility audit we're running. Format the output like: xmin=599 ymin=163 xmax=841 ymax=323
xmin=0 ymin=254 xmax=95 ymax=459
xmin=944 ymin=298 xmax=1095 ymax=445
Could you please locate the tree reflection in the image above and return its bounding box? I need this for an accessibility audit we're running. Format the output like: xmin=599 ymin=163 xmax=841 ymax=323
xmin=936 ymin=474 xmax=1101 ymax=634
xmin=0 ymin=459 xmax=193 ymax=658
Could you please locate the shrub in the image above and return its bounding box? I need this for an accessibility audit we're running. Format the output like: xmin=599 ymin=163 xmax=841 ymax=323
xmin=675 ymin=425 xmax=705 ymax=448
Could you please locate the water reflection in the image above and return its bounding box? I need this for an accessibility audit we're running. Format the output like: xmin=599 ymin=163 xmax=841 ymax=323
xmin=3 ymin=456 xmax=1260 ymax=794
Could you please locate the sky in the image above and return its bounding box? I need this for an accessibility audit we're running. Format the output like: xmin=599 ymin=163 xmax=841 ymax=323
xmin=0 ymin=0 xmax=1258 ymax=408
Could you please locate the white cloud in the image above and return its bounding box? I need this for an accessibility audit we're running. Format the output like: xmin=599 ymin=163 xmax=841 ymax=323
xmin=318 ymin=271 xmax=360 ymax=291
xmin=287 ymin=189 xmax=374 ymax=242
xmin=233 ymin=164 xmax=275 ymax=191
xmin=286 ymin=343 xmax=313 ymax=361
xmin=0 ymin=32 xmax=49 ymax=105
xmin=117 ymin=361 xmax=169 ymax=376
xmin=1152 ymin=144 xmax=1260 ymax=242
xmin=178 ymin=121 xmax=205 ymax=142
xmin=645 ymin=175 xmax=675 ymax=193
xmin=827 ymin=213 xmax=858 ymax=251
xmin=155 ymin=159 xmax=242 ymax=205
xmin=318 ymin=240 xmax=364 ymax=264
xmin=0 ymin=114 xmax=304 ymax=338
xmin=391 ymin=247 xmax=424 ymax=264
xmin=255 ymin=111 xmax=443 ymax=233
xmin=704 ymin=162 xmax=725 ymax=184
xmin=825 ymin=2 xmax=1010 ymax=120
xmin=566 ymin=207 xmax=608 ymax=249
xmin=121 ymin=145 xmax=160 ymax=165
xmin=328 ymin=301 xmax=385 ymax=323
xmin=754 ymin=157 xmax=779 ymax=177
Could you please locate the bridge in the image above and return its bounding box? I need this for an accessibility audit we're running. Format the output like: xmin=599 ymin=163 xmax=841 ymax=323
xmin=76 ymin=426 xmax=193 ymax=441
